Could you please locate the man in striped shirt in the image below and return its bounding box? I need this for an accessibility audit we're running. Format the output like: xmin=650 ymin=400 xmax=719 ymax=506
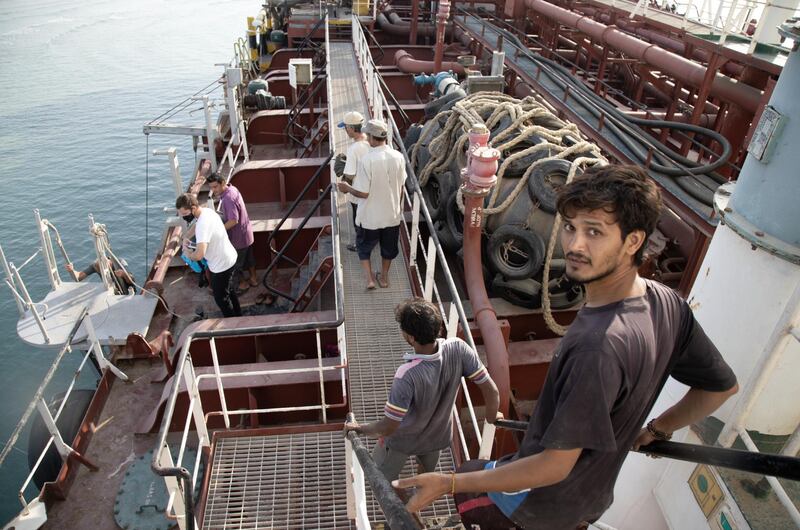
xmin=344 ymin=298 xmax=500 ymax=481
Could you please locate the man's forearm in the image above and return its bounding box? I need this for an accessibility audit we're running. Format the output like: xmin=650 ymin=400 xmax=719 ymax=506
xmin=224 ymin=220 xmax=237 ymax=230
xmin=479 ymin=380 xmax=500 ymax=423
xmin=654 ymin=385 xmax=738 ymax=434
xmin=454 ymin=449 xmax=581 ymax=494
xmin=356 ymin=417 xmax=397 ymax=438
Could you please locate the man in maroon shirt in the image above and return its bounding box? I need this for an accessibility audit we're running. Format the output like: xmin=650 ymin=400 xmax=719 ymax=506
xmin=206 ymin=173 xmax=257 ymax=291
xmin=394 ymin=165 xmax=738 ymax=529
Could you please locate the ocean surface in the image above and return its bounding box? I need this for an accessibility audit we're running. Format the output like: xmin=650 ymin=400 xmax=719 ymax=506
xmin=0 ymin=0 xmax=253 ymax=521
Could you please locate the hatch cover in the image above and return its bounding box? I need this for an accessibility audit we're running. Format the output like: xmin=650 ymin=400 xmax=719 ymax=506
xmin=114 ymin=447 xmax=203 ymax=530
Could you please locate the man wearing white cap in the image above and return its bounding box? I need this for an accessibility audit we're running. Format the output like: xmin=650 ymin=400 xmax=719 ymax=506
xmin=336 ymin=111 xmax=370 ymax=252
xmin=338 ymin=119 xmax=407 ymax=290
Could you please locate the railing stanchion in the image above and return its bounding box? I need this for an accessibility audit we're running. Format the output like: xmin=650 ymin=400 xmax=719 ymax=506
xmin=209 ymin=337 xmax=231 ymax=429
xmin=316 ymin=329 xmax=328 ymax=423
xmin=423 ymin=236 xmax=437 ymax=302
xmin=409 ymin=193 xmax=421 ymax=264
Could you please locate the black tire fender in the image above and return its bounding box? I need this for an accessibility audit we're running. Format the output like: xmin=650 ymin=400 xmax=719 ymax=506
xmin=527 ymin=158 xmax=575 ymax=214
xmin=444 ymin=193 xmax=464 ymax=248
xmin=403 ymin=124 xmax=423 ymax=150
xmin=434 ymin=218 xmax=461 ymax=253
xmin=487 ymin=225 xmax=546 ymax=279
xmin=28 ymin=389 xmax=95 ymax=490
xmin=422 ymin=172 xmax=453 ymax=221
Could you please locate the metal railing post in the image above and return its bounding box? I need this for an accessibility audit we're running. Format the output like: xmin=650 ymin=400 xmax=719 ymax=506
xmin=423 ymin=237 xmax=437 ymax=301
xmin=84 ymin=315 xmax=129 ymax=381
xmin=209 ymin=337 xmax=231 ymax=429
xmin=0 ymin=244 xmax=24 ymax=315
xmin=182 ymin=355 xmax=211 ymax=449
xmin=225 ymin=68 xmax=242 ymax=144
xmin=409 ymin=194 xmax=421 ymax=264
xmin=11 ymin=264 xmax=50 ymax=344
xmin=316 ymin=329 xmax=328 ymax=423
xmin=152 ymin=147 xmax=183 ymax=199
xmin=34 ymin=209 xmax=60 ymax=290
xmin=193 ymin=95 xmax=218 ymax=173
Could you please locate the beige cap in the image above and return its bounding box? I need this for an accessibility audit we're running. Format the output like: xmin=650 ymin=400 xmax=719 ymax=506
xmin=363 ymin=119 xmax=388 ymax=139
xmin=337 ymin=111 xmax=364 ymax=128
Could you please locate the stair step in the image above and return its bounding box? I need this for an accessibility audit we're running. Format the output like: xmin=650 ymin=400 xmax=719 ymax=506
xmin=317 ymin=235 xmax=333 ymax=256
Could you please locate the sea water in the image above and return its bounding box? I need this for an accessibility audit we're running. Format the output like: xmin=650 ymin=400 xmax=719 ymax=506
xmin=0 ymin=0 xmax=253 ymax=521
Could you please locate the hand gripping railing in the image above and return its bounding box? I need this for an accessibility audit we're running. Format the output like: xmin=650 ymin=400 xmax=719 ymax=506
xmin=345 ymin=414 xmax=421 ymax=530
xmin=492 ymin=418 xmax=800 ymax=481
xmin=351 ymin=13 xmax=485 ymax=464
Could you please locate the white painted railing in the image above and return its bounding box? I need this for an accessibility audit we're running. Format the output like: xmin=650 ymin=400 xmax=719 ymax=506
xmin=351 ymin=14 xmax=487 ymax=461
xmin=153 ymin=322 xmax=348 ymax=529
xmin=0 ymin=309 xmax=128 ymax=529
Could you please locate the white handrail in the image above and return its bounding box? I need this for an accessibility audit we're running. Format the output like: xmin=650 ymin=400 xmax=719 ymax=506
xmin=153 ymin=326 xmax=348 ymax=526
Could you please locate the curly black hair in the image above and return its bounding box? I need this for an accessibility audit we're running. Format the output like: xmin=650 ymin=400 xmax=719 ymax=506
xmin=556 ymin=165 xmax=662 ymax=265
xmin=395 ymin=298 xmax=444 ymax=345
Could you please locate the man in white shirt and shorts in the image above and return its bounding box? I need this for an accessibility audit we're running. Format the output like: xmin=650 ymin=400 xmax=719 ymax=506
xmin=337 ymin=111 xmax=370 ymax=252
xmin=338 ymin=119 xmax=407 ymax=290
xmin=177 ymin=193 xmax=242 ymax=317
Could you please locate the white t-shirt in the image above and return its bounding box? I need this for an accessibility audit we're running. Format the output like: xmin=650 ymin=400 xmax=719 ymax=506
xmin=353 ymin=144 xmax=407 ymax=230
xmin=194 ymin=207 xmax=238 ymax=273
xmin=344 ymin=139 xmax=370 ymax=205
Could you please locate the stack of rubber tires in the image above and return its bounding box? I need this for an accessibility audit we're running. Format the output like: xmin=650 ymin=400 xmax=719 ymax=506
xmin=405 ymin=105 xmax=585 ymax=311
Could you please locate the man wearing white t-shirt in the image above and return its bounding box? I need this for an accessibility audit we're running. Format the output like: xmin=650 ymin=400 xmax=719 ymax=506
xmin=336 ymin=111 xmax=370 ymax=252
xmin=338 ymin=119 xmax=406 ymax=290
xmin=177 ymin=193 xmax=242 ymax=317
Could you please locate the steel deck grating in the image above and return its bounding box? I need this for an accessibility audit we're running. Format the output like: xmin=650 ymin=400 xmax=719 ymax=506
xmin=330 ymin=47 xmax=458 ymax=522
xmin=203 ymin=432 xmax=354 ymax=529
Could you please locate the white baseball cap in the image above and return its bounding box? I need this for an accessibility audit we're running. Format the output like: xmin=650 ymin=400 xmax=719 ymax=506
xmin=337 ymin=111 xmax=364 ymax=128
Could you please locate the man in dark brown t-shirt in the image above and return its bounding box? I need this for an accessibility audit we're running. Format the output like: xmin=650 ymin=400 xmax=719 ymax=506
xmin=394 ymin=165 xmax=739 ymax=529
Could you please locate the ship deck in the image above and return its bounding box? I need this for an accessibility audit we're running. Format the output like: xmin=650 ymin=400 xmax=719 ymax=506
xmin=198 ymin=38 xmax=457 ymax=528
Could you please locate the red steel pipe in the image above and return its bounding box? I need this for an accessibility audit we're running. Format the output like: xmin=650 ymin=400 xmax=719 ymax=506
xmin=524 ymin=0 xmax=762 ymax=113
xmin=433 ymin=0 xmax=451 ymax=73
xmin=461 ymin=129 xmax=511 ymax=425
xmin=394 ymin=49 xmax=466 ymax=74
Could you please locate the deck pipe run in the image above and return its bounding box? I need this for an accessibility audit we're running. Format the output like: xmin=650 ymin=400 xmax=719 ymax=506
xmin=377 ymin=11 xmax=442 ymax=38
xmin=460 ymin=126 xmax=512 ymax=421
xmin=433 ymin=0 xmax=452 ymax=73
xmin=394 ymin=49 xmax=466 ymax=75
xmin=523 ymin=0 xmax=763 ymax=113
xmin=513 ymin=82 xmax=717 ymax=126
xmin=576 ymin=6 xmax=744 ymax=77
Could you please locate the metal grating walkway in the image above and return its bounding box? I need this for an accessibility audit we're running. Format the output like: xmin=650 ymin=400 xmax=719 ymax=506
xmin=203 ymin=432 xmax=354 ymax=529
xmin=330 ymin=32 xmax=458 ymax=526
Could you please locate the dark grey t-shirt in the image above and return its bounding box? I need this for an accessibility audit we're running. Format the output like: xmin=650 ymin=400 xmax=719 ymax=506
xmin=384 ymin=337 xmax=489 ymax=455
xmin=494 ymin=279 xmax=737 ymax=530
